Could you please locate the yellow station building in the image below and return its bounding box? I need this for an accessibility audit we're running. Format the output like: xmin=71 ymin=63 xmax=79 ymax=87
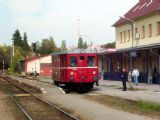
xmin=102 ymin=0 xmax=160 ymax=84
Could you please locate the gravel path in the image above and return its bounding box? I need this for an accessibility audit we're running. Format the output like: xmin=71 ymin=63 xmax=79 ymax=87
xmin=0 ymin=91 xmax=16 ymax=120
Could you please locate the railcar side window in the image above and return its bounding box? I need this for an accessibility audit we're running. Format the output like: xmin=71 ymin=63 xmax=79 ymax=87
xmin=70 ymin=57 xmax=78 ymax=67
xmin=87 ymin=56 xmax=95 ymax=67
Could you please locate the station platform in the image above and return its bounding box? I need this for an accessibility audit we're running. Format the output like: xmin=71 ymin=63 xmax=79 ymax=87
xmin=97 ymin=79 xmax=160 ymax=103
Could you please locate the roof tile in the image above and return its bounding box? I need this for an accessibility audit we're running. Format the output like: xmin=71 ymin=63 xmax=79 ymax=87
xmin=113 ymin=0 xmax=160 ymax=26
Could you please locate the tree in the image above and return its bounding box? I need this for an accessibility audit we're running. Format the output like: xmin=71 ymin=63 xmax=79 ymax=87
xmin=0 ymin=45 xmax=11 ymax=70
xmin=10 ymin=46 xmax=24 ymax=73
xmin=90 ymin=41 xmax=93 ymax=46
xmin=39 ymin=37 xmax=58 ymax=55
xmin=104 ymin=42 xmax=115 ymax=48
xmin=78 ymin=37 xmax=84 ymax=49
xmin=0 ymin=47 xmax=5 ymax=69
xmin=22 ymin=32 xmax=30 ymax=52
xmin=12 ymin=29 xmax=22 ymax=47
xmin=83 ymin=41 xmax=87 ymax=49
xmin=61 ymin=40 xmax=67 ymax=51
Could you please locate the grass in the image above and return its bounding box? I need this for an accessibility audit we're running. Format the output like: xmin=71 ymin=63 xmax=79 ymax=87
xmin=101 ymin=84 xmax=116 ymax=88
xmin=138 ymin=100 xmax=160 ymax=112
xmin=84 ymin=95 xmax=160 ymax=119
xmin=128 ymin=87 xmax=147 ymax=91
xmin=153 ymin=90 xmax=160 ymax=92
xmin=14 ymin=96 xmax=20 ymax=102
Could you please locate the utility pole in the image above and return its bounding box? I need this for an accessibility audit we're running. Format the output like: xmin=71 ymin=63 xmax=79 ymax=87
xmin=13 ymin=42 xmax=15 ymax=57
xmin=3 ymin=59 xmax=4 ymax=75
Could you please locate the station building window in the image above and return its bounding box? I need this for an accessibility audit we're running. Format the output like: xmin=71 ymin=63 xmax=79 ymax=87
xmin=141 ymin=26 xmax=145 ymax=39
xmin=157 ymin=22 xmax=160 ymax=35
xmin=120 ymin=32 xmax=122 ymax=43
xmin=127 ymin=30 xmax=130 ymax=41
xmin=148 ymin=24 xmax=152 ymax=37
xmin=135 ymin=28 xmax=138 ymax=34
xmin=123 ymin=31 xmax=126 ymax=42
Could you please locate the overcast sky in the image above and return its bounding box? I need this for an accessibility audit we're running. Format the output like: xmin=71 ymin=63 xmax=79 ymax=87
xmin=0 ymin=0 xmax=139 ymax=47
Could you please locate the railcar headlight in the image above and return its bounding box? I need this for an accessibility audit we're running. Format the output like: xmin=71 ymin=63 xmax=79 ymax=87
xmin=92 ymin=70 xmax=96 ymax=75
xmin=70 ymin=71 xmax=74 ymax=75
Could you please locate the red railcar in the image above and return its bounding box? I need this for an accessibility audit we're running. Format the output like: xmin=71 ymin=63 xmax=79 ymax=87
xmin=52 ymin=49 xmax=99 ymax=91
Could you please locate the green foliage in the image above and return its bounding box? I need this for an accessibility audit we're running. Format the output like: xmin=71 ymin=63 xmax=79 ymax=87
xmin=12 ymin=29 xmax=22 ymax=47
xmin=60 ymin=40 xmax=67 ymax=51
xmin=78 ymin=37 xmax=84 ymax=49
xmin=78 ymin=37 xmax=88 ymax=49
xmin=138 ymin=100 xmax=160 ymax=111
xmin=90 ymin=41 xmax=93 ymax=46
xmin=0 ymin=45 xmax=11 ymax=70
xmin=22 ymin=32 xmax=30 ymax=52
xmin=104 ymin=42 xmax=115 ymax=48
xmin=39 ymin=37 xmax=58 ymax=55
xmin=83 ymin=41 xmax=87 ymax=49
xmin=10 ymin=47 xmax=24 ymax=74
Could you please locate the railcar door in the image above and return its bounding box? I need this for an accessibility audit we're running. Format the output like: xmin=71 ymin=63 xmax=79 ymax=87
xmin=68 ymin=56 xmax=78 ymax=82
xmin=78 ymin=55 xmax=88 ymax=82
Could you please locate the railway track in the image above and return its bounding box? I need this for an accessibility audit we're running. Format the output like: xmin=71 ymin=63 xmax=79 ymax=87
xmin=0 ymin=75 xmax=80 ymax=120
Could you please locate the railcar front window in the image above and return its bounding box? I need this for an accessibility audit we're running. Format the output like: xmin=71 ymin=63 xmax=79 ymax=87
xmin=87 ymin=56 xmax=95 ymax=67
xmin=80 ymin=56 xmax=84 ymax=60
xmin=70 ymin=57 xmax=78 ymax=67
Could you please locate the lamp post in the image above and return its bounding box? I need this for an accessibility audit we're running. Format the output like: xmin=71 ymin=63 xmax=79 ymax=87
xmin=119 ymin=16 xmax=136 ymax=71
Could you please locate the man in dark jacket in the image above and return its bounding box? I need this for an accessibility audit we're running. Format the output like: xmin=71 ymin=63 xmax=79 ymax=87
xmin=120 ymin=68 xmax=127 ymax=91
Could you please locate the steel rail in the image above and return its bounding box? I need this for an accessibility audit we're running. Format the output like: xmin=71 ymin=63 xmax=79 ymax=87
xmin=0 ymin=76 xmax=32 ymax=119
xmin=3 ymin=76 xmax=80 ymax=120
xmin=6 ymin=90 xmax=33 ymax=120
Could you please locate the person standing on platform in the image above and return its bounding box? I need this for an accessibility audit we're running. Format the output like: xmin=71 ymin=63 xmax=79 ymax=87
xmin=132 ymin=68 xmax=139 ymax=85
xmin=152 ymin=67 xmax=157 ymax=84
xmin=120 ymin=68 xmax=127 ymax=91
xmin=128 ymin=71 xmax=132 ymax=88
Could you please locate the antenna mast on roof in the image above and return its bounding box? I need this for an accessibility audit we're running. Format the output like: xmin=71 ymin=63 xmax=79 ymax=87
xmin=77 ymin=18 xmax=81 ymax=38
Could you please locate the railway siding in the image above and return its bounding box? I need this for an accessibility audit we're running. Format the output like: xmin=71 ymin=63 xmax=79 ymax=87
xmin=0 ymin=76 xmax=80 ymax=120
xmin=0 ymin=91 xmax=17 ymax=120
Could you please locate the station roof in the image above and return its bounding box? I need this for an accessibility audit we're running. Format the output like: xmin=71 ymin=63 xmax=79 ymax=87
xmin=113 ymin=0 xmax=160 ymax=27
xmin=23 ymin=54 xmax=50 ymax=62
xmin=97 ymin=48 xmax=117 ymax=55
xmin=114 ymin=42 xmax=160 ymax=53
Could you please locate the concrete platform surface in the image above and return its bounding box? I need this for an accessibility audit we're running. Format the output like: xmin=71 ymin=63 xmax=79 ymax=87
xmin=96 ymin=80 xmax=160 ymax=103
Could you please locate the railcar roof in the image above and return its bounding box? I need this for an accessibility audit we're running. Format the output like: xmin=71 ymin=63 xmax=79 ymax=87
xmin=52 ymin=49 xmax=97 ymax=55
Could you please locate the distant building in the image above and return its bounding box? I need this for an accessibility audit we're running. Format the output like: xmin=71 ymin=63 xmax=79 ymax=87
xmin=24 ymin=55 xmax=52 ymax=77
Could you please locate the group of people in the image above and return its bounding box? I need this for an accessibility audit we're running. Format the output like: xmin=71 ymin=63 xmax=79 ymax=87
xmin=120 ymin=68 xmax=139 ymax=91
